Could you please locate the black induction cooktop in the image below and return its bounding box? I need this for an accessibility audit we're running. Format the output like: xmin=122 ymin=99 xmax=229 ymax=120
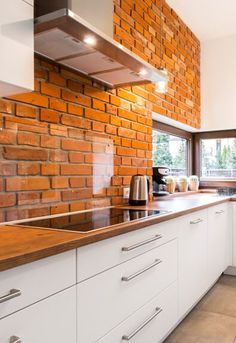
xmin=17 ymin=208 xmax=168 ymax=233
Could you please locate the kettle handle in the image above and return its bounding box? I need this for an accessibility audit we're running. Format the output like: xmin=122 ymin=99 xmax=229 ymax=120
xmin=147 ymin=177 xmax=150 ymax=192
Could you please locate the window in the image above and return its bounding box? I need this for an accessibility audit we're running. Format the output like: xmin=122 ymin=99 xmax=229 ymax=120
xmin=152 ymin=123 xmax=190 ymax=176
xmin=200 ymin=137 xmax=236 ymax=179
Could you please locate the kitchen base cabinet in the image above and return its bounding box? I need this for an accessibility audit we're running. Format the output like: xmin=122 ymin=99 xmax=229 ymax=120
xmin=0 ymin=250 xmax=76 ymax=319
xmin=97 ymin=282 xmax=178 ymax=343
xmin=77 ymin=239 xmax=177 ymax=343
xmin=0 ymin=286 xmax=76 ymax=343
xmin=179 ymin=210 xmax=208 ymax=317
xmin=207 ymin=203 xmax=229 ymax=285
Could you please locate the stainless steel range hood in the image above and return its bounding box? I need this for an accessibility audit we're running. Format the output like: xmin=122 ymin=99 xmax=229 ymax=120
xmin=34 ymin=6 xmax=168 ymax=88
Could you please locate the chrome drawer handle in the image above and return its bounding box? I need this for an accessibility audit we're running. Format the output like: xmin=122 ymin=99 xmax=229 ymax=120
xmin=0 ymin=289 xmax=21 ymax=304
xmin=190 ymin=218 xmax=203 ymax=224
xmin=215 ymin=210 xmax=224 ymax=214
xmin=121 ymin=259 xmax=162 ymax=282
xmin=122 ymin=234 xmax=162 ymax=252
xmin=122 ymin=307 xmax=163 ymax=341
xmin=10 ymin=336 xmax=21 ymax=343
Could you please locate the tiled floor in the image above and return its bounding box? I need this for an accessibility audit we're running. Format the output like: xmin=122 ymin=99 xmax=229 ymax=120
xmin=165 ymin=275 xmax=236 ymax=343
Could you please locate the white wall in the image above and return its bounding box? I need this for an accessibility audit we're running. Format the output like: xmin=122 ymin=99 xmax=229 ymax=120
xmin=201 ymin=35 xmax=236 ymax=131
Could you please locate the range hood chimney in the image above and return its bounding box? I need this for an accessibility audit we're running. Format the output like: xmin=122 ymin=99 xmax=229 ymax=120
xmin=35 ymin=0 xmax=168 ymax=88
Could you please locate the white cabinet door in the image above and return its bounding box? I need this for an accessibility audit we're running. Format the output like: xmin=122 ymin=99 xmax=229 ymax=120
xmin=207 ymin=203 xmax=229 ymax=285
xmin=0 ymin=287 xmax=76 ymax=343
xmin=0 ymin=0 xmax=33 ymax=96
xmin=97 ymin=282 xmax=178 ymax=343
xmin=77 ymin=239 xmax=178 ymax=343
xmin=0 ymin=250 xmax=76 ymax=319
xmin=179 ymin=210 xmax=208 ymax=317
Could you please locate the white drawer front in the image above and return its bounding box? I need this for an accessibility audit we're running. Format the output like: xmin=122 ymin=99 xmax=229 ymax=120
xmin=0 ymin=286 xmax=76 ymax=343
xmin=77 ymin=239 xmax=178 ymax=343
xmin=77 ymin=219 xmax=179 ymax=282
xmin=0 ymin=250 xmax=76 ymax=319
xmin=97 ymin=282 xmax=178 ymax=343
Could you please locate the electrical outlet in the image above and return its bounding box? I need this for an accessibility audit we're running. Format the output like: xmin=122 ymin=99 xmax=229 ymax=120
xmin=123 ymin=187 xmax=130 ymax=199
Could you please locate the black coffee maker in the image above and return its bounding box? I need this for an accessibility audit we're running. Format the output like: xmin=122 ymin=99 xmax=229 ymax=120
xmin=152 ymin=167 xmax=170 ymax=196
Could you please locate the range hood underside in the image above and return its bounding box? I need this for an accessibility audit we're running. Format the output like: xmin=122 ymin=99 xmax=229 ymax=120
xmin=35 ymin=9 xmax=167 ymax=88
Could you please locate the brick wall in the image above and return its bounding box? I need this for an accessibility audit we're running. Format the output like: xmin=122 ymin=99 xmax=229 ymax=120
xmin=0 ymin=0 xmax=200 ymax=222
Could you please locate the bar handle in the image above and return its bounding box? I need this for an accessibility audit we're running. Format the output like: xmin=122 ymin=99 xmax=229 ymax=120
xmin=215 ymin=210 xmax=224 ymax=214
xmin=10 ymin=336 xmax=22 ymax=343
xmin=190 ymin=218 xmax=203 ymax=225
xmin=0 ymin=289 xmax=21 ymax=304
xmin=121 ymin=259 xmax=162 ymax=282
xmin=122 ymin=234 xmax=162 ymax=252
xmin=122 ymin=307 xmax=163 ymax=341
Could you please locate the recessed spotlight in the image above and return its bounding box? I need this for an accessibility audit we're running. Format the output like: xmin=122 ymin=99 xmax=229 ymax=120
xmin=83 ymin=36 xmax=96 ymax=46
xmin=139 ymin=69 xmax=148 ymax=76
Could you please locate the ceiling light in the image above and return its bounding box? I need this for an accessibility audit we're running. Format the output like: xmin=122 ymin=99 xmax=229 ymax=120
xmin=83 ymin=36 xmax=96 ymax=46
xmin=139 ymin=69 xmax=148 ymax=76
xmin=155 ymin=67 xmax=168 ymax=93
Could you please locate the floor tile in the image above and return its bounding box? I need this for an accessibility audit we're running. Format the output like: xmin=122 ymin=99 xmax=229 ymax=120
xmin=165 ymin=275 xmax=236 ymax=343
xmin=197 ymin=277 xmax=236 ymax=317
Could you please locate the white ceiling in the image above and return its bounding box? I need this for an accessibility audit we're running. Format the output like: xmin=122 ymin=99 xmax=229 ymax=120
xmin=167 ymin=0 xmax=236 ymax=41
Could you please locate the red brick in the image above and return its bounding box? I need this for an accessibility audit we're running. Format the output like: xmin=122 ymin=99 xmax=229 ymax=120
xmin=16 ymin=104 xmax=37 ymax=118
xmin=69 ymin=152 xmax=84 ymax=163
xmin=84 ymin=86 xmax=109 ymax=102
xmin=61 ymin=114 xmax=91 ymax=129
xmin=69 ymin=177 xmax=86 ymax=188
xmin=40 ymin=136 xmax=60 ymax=149
xmin=50 ymin=151 xmax=67 ymax=162
xmin=41 ymin=82 xmax=61 ymax=98
xmin=18 ymin=192 xmax=40 ymax=205
xmin=18 ymin=162 xmax=40 ymax=175
xmin=49 ymin=98 xmax=67 ymax=112
xmin=51 ymin=177 xmax=69 ymax=189
xmin=40 ymin=109 xmax=60 ymax=123
xmin=6 ymin=177 xmax=50 ymax=191
xmin=85 ymin=108 xmax=109 ymax=123
xmin=17 ymin=132 xmax=40 ymax=147
xmin=62 ymin=139 xmax=91 ymax=152
xmin=0 ymin=194 xmax=16 ymax=208
xmin=68 ymin=103 xmax=83 ymax=116
xmin=3 ymin=147 xmax=48 ymax=161
xmin=62 ymin=188 xmax=92 ymax=201
xmin=61 ymin=164 xmax=92 ymax=175
xmin=9 ymin=93 xmax=48 ymax=108
xmin=0 ymin=163 xmax=16 ymax=176
xmin=49 ymin=72 xmax=66 ymax=87
xmin=0 ymin=131 xmax=16 ymax=145
xmin=41 ymin=163 xmax=59 ymax=175
xmin=42 ymin=190 xmax=61 ymax=203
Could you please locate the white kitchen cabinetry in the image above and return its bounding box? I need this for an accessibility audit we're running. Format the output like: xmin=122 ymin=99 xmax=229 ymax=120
xmin=77 ymin=239 xmax=178 ymax=343
xmin=0 ymin=286 xmax=76 ymax=343
xmin=77 ymin=218 xmax=179 ymax=282
xmin=97 ymin=282 xmax=178 ymax=343
xmin=207 ymin=203 xmax=229 ymax=285
xmin=178 ymin=210 xmax=208 ymax=317
xmin=0 ymin=250 xmax=76 ymax=319
xmin=0 ymin=0 xmax=33 ymax=97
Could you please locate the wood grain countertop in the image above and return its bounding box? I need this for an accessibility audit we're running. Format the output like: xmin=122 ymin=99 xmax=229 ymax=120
xmin=0 ymin=193 xmax=234 ymax=272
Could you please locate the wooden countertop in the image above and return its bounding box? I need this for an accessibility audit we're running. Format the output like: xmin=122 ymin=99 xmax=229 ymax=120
xmin=0 ymin=193 xmax=233 ymax=272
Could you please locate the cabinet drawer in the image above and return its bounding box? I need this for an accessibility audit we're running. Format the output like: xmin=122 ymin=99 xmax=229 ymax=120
xmin=77 ymin=219 xmax=179 ymax=282
xmin=97 ymin=282 xmax=178 ymax=343
xmin=0 ymin=250 xmax=76 ymax=319
xmin=77 ymin=239 xmax=177 ymax=343
xmin=0 ymin=286 xmax=76 ymax=343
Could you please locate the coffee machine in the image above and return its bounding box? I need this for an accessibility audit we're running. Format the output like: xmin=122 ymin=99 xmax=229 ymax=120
xmin=152 ymin=167 xmax=170 ymax=196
